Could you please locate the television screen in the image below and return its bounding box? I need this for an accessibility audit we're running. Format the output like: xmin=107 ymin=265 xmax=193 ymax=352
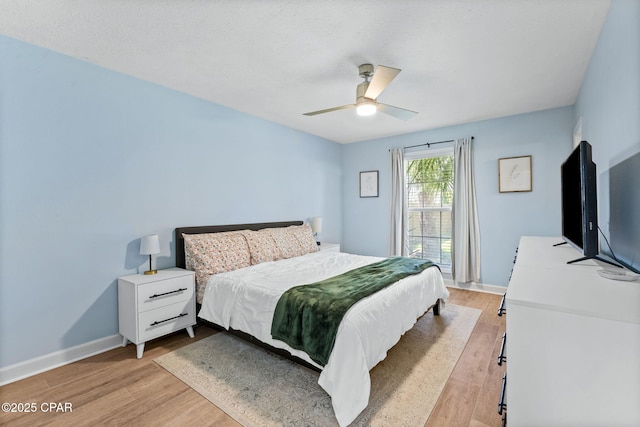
xmin=560 ymin=141 xmax=599 ymax=261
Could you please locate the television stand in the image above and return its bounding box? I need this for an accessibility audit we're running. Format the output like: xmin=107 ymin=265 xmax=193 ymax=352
xmin=567 ymin=255 xmax=623 ymax=268
xmin=552 ymin=241 xmax=623 ymax=268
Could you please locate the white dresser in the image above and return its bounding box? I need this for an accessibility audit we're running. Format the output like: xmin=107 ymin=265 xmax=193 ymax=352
xmin=506 ymin=237 xmax=640 ymax=426
xmin=118 ymin=268 xmax=196 ymax=358
xmin=505 ymin=236 xmax=640 ymax=426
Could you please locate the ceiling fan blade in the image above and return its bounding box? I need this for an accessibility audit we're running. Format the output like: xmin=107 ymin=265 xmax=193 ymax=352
xmin=303 ymin=104 xmax=355 ymax=116
xmin=378 ymin=103 xmax=418 ymax=121
xmin=364 ymin=65 xmax=401 ymax=99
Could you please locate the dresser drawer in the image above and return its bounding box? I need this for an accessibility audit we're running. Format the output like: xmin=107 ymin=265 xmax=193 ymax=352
xmin=137 ymin=274 xmax=194 ymax=312
xmin=138 ymin=298 xmax=195 ymax=342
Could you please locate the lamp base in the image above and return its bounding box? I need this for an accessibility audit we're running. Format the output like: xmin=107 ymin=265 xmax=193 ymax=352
xmin=144 ymin=270 xmax=158 ymax=275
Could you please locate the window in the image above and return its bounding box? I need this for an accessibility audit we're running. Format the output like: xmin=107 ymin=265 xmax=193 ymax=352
xmin=405 ymin=148 xmax=454 ymax=272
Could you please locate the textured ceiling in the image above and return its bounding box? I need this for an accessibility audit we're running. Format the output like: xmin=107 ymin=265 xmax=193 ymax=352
xmin=0 ymin=0 xmax=611 ymax=144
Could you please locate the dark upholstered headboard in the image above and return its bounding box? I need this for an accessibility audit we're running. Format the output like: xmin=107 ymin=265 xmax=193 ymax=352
xmin=175 ymin=220 xmax=304 ymax=269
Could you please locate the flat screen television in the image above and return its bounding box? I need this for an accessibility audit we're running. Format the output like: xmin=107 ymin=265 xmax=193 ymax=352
xmin=560 ymin=140 xmax=598 ymax=260
xmin=559 ymin=140 xmax=619 ymax=267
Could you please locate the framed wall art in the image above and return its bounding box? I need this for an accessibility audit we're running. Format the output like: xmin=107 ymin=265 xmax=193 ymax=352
xmin=498 ymin=155 xmax=532 ymax=193
xmin=359 ymin=170 xmax=379 ymax=198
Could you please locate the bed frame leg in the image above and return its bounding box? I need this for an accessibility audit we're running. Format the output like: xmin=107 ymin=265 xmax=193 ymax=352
xmin=433 ymin=298 xmax=441 ymax=316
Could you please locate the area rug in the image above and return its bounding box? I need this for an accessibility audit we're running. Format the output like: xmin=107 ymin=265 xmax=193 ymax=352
xmin=155 ymin=304 xmax=481 ymax=426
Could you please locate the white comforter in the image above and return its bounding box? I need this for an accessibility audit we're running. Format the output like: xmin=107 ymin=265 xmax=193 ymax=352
xmin=198 ymin=250 xmax=449 ymax=426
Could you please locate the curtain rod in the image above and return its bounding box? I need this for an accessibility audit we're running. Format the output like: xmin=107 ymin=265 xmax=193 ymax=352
xmin=387 ymin=136 xmax=474 ymax=152
xmin=403 ymin=136 xmax=474 ymax=151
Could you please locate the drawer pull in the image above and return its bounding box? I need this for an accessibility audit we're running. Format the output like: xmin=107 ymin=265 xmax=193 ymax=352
xmin=498 ymin=372 xmax=507 ymax=415
xmin=498 ymin=293 xmax=507 ymax=316
xmin=150 ymin=312 xmax=188 ymax=327
xmin=498 ymin=332 xmax=507 ymax=365
xmin=149 ymin=288 xmax=187 ymax=299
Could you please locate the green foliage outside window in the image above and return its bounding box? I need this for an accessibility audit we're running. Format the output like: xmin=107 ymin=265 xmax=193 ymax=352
xmin=406 ymin=155 xmax=454 ymax=267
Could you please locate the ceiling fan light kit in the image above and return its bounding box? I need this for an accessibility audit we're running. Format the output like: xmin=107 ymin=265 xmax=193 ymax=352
xmin=356 ymin=100 xmax=377 ymax=116
xmin=303 ymin=63 xmax=418 ymax=121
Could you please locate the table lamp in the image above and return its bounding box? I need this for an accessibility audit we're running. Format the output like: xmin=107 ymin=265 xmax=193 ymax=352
xmin=140 ymin=234 xmax=160 ymax=275
xmin=311 ymin=217 xmax=323 ymax=245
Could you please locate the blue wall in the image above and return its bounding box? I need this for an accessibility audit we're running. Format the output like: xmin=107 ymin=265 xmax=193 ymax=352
xmin=575 ymin=0 xmax=640 ymax=272
xmin=341 ymin=107 xmax=575 ymax=287
xmin=0 ymin=36 xmax=342 ymax=368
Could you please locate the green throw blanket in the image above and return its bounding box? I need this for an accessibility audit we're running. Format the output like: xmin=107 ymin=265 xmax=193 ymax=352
xmin=271 ymin=257 xmax=438 ymax=366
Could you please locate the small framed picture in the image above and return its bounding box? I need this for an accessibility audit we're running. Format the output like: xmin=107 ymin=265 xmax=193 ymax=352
xmin=498 ymin=156 xmax=532 ymax=193
xmin=360 ymin=170 xmax=379 ymax=198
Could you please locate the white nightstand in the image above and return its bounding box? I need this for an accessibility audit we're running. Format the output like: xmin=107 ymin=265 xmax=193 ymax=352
xmin=319 ymin=242 xmax=340 ymax=252
xmin=118 ymin=268 xmax=196 ymax=358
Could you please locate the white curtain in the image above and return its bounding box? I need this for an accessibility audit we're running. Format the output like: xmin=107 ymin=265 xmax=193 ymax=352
xmin=452 ymin=137 xmax=481 ymax=283
xmin=389 ymin=148 xmax=408 ymax=256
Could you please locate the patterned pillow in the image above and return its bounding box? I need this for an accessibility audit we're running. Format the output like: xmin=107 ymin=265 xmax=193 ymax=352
xmin=267 ymin=226 xmax=305 ymax=259
xmin=290 ymin=224 xmax=320 ymax=255
xmin=240 ymin=229 xmax=282 ymax=265
xmin=194 ymin=271 xmax=212 ymax=305
xmin=183 ymin=231 xmax=251 ymax=288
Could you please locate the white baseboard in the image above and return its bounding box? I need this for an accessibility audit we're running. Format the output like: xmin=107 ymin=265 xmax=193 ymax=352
xmin=0 ymin=334 xmax=123 ymax=386
xmin=444 ymin=279 xmax=507 ymax=295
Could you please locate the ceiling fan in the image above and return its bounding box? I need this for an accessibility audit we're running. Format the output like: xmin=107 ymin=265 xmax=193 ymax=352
xmin=303 ymin=63 xmax=418 ymax=120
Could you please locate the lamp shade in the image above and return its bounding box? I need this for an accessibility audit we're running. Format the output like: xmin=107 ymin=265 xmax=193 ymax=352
xmin=140 ymin=234 xmax=160 ymax=255
xmin=311 ymin=217 xmax=323 ymax=233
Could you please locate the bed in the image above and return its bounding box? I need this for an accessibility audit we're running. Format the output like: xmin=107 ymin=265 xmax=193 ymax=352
xmin=175 ymin=221 xmax=449 ymax=426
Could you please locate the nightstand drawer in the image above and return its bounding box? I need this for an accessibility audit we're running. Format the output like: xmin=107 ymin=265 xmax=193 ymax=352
xmin=137 ymin=274 xmax=194 ymax=312
xmin=138 ymin=298 xmax=195 ymax=342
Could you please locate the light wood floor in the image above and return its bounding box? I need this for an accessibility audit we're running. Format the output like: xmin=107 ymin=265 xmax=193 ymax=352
xmin=0 ymin=288 xmax=505 ymax=426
